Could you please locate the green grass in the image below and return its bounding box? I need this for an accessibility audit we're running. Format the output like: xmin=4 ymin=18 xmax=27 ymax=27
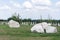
xmin=0 ymin=24 xmax=60 ymax=40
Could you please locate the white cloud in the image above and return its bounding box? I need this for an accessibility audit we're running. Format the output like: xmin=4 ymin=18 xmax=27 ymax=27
xmin=56 ymin=1 xmax=60 ymax=7
xmin=0 ymin=5 xmax=11 ymax=10
xmin=31 ymin=0 xmax=52 ymax=10
xmin=23 ymin=1 xmax=33 ymax=9
xmin=7 ymin=1 xmax=22 ymax=13
xmin=10 ymin=1 xmax=21 ymax=8
xmin=31 ymin=0 xmax=52 ymax=6
xmin=13 ymin=3 xmax=21 ymax=8
xmin=0 ymin=0 xmax=60 ymax=20
xmin=34 ymin=6 xmax=51 ymax=10
xmin=23 ymin=0 xmax=51 ymax=11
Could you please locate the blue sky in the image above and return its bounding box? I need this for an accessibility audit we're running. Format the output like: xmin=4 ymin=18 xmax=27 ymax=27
xmin=0 ymin=0 xmax=60 ymax=20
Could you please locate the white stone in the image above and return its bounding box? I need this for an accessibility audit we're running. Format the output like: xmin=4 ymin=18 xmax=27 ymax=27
xmin=31 ymin=22 xmax=57 ymax=33
xmin=31 ymin=23 xmax=44 ymax=33
xmin=41 ymin=22 xmax=48 ymax=29
xmin=46 ymin=26 xmax=57 ymax=33
xmin=8 ymin=20 xmax=20 ymax=28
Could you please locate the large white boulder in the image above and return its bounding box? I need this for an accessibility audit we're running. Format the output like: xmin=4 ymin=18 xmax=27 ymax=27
xmin=31 ymin=23 xmax=44 ymax=33
xmin=31 ymin=22 xmax=57 ymax=33
xmin=8 ymin=20 xmax=20 ymax=28
xmin=46 ymin=26 xmax=57 ymax=33
xmin=41 ymin=22 xmax=48 ymax=29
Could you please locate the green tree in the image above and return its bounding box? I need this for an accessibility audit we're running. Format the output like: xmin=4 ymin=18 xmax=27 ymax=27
xmin=8 ymin=13 xmax=22 ymax=24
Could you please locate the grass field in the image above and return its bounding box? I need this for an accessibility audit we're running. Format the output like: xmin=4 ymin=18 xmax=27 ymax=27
xmin=0 ymin=24 xmax=60 ymax=40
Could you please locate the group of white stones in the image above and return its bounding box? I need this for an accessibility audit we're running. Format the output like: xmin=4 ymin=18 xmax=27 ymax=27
xmin=8 ymin=20 xmax=57 ymax=33
xmin=31 ymin=22 xmax=57 ymax=33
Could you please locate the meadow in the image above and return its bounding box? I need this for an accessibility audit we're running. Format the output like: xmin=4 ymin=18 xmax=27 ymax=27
xmin=0 ymin=24 xmax=60 ymax=40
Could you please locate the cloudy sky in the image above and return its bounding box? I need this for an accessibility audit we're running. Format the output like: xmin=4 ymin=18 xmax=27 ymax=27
xmin=0 ymin=0 xmax=60 ymax=20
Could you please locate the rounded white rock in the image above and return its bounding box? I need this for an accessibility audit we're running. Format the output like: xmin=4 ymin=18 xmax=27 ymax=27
xmin=8 ymin=20 xmax=20 ymax=28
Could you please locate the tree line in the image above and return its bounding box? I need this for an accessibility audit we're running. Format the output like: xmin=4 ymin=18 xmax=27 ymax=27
xmin=0 ymin=13 xmax=60 ymax=26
